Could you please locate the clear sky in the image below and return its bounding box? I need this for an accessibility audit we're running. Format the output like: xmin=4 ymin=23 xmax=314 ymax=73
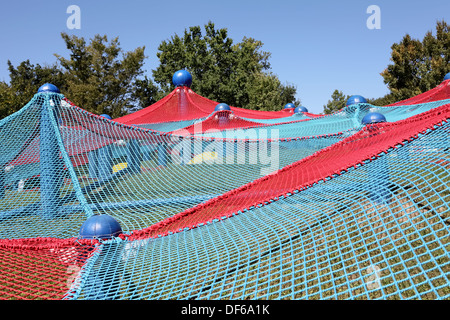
xmin=0 ymin=0 xmax=448 ymax=113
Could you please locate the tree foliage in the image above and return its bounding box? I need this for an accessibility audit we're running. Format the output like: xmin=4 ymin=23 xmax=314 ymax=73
xmin=151 ymin=21 xmax=299 ymax=110
xmin=380 ymin=20 xmax=449 ymax=102
xmin=0 ymin=33 xmax=146 ymax=119
xmin=323 ymin=89 xmax=348 ymax=114
xmin=1 ymin=24 xmax=299 ymax=119
xmin=55 ymin=33 xmax=146 ymax=117
xmin=247 ymin=72 xmax=299 ymax=111
xmin=0 ymin=60 xmax=65 ymax=118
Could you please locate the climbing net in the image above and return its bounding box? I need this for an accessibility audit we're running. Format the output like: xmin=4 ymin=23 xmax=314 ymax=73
xmin=0 ymin=80 xmax=449 ymax=300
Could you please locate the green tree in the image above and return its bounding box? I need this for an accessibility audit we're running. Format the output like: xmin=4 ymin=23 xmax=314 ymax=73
xmin=151 ymin=21 xmax=298 ymax=110
xmin=131 ymin=75 xmax=162 ymax=109
xmin=55 ymin=33 xmax=146 ymax=117
xmin=381 ymin=20 xmax=449 ymax=101
xmin=0 ymin=60 xmax=65 ymax=118
xmin=419 ymin=20 xmax=450 ymax=89
xmin=367 ymin=93 xmax=397 ymax=106
xmin=247 ymin=72 xmax=299 ymax=111
xmin=323 ymin=89 xmax=348 ymax=114
xmin=0 ymin=81 xmax=14 ymax=119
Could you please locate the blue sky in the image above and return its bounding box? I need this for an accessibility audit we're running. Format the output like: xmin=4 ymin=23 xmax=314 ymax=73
xmin=0 ymin=0 xmax=448 ymax=113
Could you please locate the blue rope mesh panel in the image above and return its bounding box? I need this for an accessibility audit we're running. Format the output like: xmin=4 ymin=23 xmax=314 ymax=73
xmin=0 ymin=93 xmax=90 ymax=238
xmin=0 ymin=93 xmax=345 ymax=239
xmin=241 ymin=113 xmax=309 ymax=124
xmin=66 ymin=119 xmax=449 ymax=300
xmin=198 ymin=100 xmax=450 ymax=139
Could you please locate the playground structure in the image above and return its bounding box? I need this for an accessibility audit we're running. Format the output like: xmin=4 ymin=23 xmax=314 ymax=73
xmin=0 ymin=70 xmax=449 ymax=300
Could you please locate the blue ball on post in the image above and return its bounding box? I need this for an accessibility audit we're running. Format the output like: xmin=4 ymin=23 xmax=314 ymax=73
xmin=100 ymin=114 xmax=112 ymax=120
xmin=361 ymin=112 xmax=386 ymax=125
xmin=78 ymin=214 xmax=123 ymax=300
xmin=294 ymin=106 xmax=308 ymax=113
xmin=172 ymin=70 xmax=193 ymax=87
xmin=38 ymin=83 xmax=60 ymax=94
xmin=214 ymin=103 xmax=231 ymax=112
xmin=79 ymin=214 xmax=123 ymax=240
xmin=444 ymin=72 xmax=450 ymax=81
xmin=215 ymin=103 xmax=232 ymax=127
xmin=346 ymin=95 xmax=367 ymax=106
xmin=284 ymin=103 xmax=295 ymax=110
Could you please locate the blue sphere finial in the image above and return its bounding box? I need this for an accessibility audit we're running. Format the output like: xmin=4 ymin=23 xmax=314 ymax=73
xmin=79 ymin=214 xmax=123 ymax=240
xmin=346 ymin=95 xmax=367 ymax=106
xmin=444 ymin=72 xmax=450 ymax=81
xmin=38 ymin=83 xmax=60 ymax=93
xmin=284 ymin=103 xmax=295 ymax=110
xmin=172 ymin=70 xmax=193 ymax=87
xmin=100 ymin=114 xmax=112 ymax=120
xmin=362 ymin=112 xmax=386 ymax=125
xmin=294 ymin=106 xmax=308 ymax=113
xmin=214 ymin=103 xmax=231 ymax=112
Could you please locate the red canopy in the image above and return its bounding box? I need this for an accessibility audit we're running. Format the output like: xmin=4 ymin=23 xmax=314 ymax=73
xmin=114 ymin=86 xmax=297 ymax=125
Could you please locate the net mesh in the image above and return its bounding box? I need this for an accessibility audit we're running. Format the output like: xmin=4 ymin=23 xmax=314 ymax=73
xmin=0 ymin=81 xmax=449 ymax=300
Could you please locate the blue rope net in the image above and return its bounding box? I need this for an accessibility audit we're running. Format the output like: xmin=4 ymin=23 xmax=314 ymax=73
xmin=69 ymin=119 xmax=450 ymax=300
xmin=0 ymin=93 xmax=343 ymax=239
xmin=0 ymin=85 xmax=449 ymax=300
xmin=198 ymin=100 xmax=450 ymax=139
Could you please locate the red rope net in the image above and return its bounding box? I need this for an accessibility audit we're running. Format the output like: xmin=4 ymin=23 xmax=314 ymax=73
xmin=387 ymin=80 xmax=450 ymax=106
xmin=0 ymin=238 xmax=97 ymax=300
xmin=115 ymin=87 xmax=295 ymax=125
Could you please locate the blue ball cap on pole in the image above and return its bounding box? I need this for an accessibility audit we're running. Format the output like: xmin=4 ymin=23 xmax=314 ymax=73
xmin=444 ymin=72 xmax=450 ymax=81
xmin=79 ymin=214 xmax=123 ymax=240
xmin=362 ymin=112 xmax=386 ymax=125
xmin=284 ymin=103 xmax=295 ymax=110
xmin=294 ymin=106 xmax=308 ymax=113
xmin=346 ymin=95 xmax=367 ymax=106
xmin=100 ymin=114 xmax=112 ymax=120
xmin=172 ymin=70 xmax=193 ymax=87
xmin=38 ymin=83 xmax=60 ymax=93
xmin=214 ymin=103 xmax=231 ymax=112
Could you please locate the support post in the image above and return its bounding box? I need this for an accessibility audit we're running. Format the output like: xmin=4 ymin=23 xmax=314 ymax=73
xmin=0 ymin=169 xmax=5 ymax=199
xmin=218 ymin=112 xmax=229 ymax=127
xmin=97 ymin=145 xmax=113 ymax=180
xmin=178 ymin=87 xmax=188 ymax=117
xmin=126 ymin=139 xmax=142 ymax=174
xmin=157 ymin=143 xmax=168 ymax=166
xmin=88 ymin=150 xmax=99 ymax=179
xmin=40 ymin=96 xmax=63 ymax=219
